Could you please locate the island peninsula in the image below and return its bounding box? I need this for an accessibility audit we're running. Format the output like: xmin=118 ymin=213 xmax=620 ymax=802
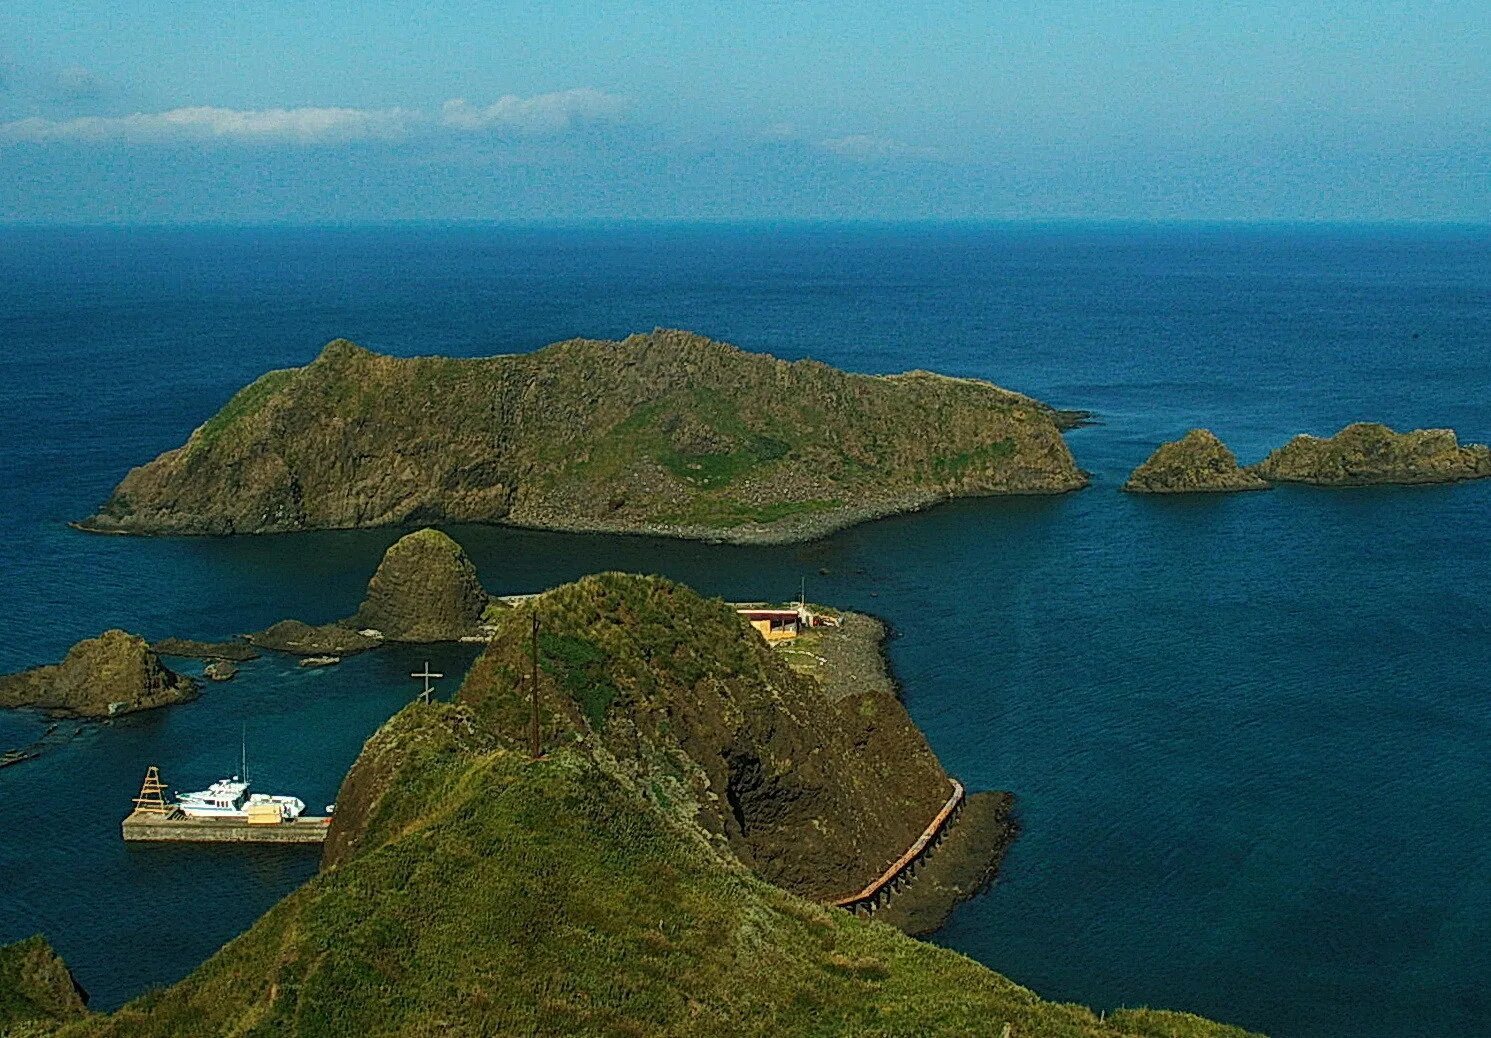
xmin=77 ymin=329 xmax=1087 ymax=543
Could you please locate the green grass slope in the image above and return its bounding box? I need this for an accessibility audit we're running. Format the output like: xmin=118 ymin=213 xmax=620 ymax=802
xmin=80 ymin=330 xmax=1086 ymax=542
xmin=0 ymin=935 xmax=88 ymax=1036
xmin=52 ymin=705 xmax=1256 ymax=1038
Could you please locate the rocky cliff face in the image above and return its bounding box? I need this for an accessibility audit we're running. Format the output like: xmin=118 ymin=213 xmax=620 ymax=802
xmin=1252 ymin=423 xmax=1491 ymax=486
xmin=352 ymin=529 xmax=489 ymax=641
xmin=0 ymin=630 xmax=198 ymax=718
xmin=79 ymin=330 xmax=1087 ymax=544
xmin=1123 ymin=429 xmax=1270 ymax=494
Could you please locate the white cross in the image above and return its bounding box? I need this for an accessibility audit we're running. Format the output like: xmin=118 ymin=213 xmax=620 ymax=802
xmin=412 ymin=662 xmax=444 ymax=704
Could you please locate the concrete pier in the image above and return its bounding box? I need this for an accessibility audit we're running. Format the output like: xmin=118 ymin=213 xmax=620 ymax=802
xmin=121 ymin=810 xmax=330 ymax=844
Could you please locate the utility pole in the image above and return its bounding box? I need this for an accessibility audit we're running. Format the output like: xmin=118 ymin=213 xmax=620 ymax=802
xmin=529 ymin=612 xmax=542 ymax=760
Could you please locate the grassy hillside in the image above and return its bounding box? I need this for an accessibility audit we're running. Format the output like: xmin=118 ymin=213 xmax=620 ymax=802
xmin=80 ymin=330 xmax=1087 ymax=542
xmin=0 ymin=935 xmax=88 ymax=1036
xmin=447 ymin=573 xmax=953 ymax=900
xmin=47 ymin=706 xmax=1256 ymax=1038
xmin=4 ymin=574 xmax=1257 ymax=1037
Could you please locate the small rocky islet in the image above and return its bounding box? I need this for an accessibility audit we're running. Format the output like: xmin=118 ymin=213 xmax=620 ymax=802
xmin=1123 ymin=429 xmax=1270 ymax=494
xmin=0 ymin=630 xmax=197 ymax=719
xmin=1126 ymin=423 xmax=1491 ymax=494
xmin=245 ymin=527 xmax=497 ymax=655
xmin=1252 ymin=422 xmax=1491 ymax=486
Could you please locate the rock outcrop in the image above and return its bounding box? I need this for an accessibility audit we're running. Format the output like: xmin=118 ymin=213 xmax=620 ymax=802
xmin=1252 ymin=423 xmax=1491 ymax=486
xmin=352 ymin=529 xmax=489 ymax=641
xmin=442 ymin=574 xmax=961 ymax=903
xmin=78 ymin=330 xmax=1088 ymax=544
xmin=1123 ymin=429 xmax=1270 ymax=494
xmin=151 ymin=638 xmax=260 ymax=662
xmin=244 ymin=620 xmax=381 ymax=657
xmin=0 ymin=630 xmax=198 ymax=718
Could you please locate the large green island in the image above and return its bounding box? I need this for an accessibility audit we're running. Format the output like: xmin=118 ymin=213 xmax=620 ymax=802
xmin=2 ymin=574 xmax=1255 ymax=1038
xmin=77 ymin=330 xmax=1087 ymax=543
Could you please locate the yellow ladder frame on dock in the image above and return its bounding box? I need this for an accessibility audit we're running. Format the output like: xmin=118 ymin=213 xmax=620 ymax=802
xmin=132 ymin=766 xmax=172 ymax=816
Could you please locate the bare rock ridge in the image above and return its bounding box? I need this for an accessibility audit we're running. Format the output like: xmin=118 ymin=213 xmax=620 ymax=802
xmin=352 ymin=528 xmax=489 ymax=640
xmin=246 ymin=528 xmax=492 ymax=654
xmin=1123 ymin=429 xmax=1270 ymax=494
xmin=0 ymin=630 xmax=198 ymax=718
xmin=77 ymin=330 xmax=1088 ymax=544
xmin=1251 ymin=422 xmax=1491 ymax=486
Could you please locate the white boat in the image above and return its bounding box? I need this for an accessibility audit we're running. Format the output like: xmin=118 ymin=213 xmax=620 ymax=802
xmin=176 ymin=776 xmax=305 ymax=820
xmin=172 ymin=775 xmax=304 ymax=817
xmin=175 ymin=734 xmax=305 ymax=822
xmin=176 ymin=777 xmax=250 ymax=816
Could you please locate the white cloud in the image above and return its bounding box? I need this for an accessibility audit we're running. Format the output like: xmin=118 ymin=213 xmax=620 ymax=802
xmin=440 ymin=89 xmax=627 ymax=133
xmin=0 ymin=105 xmax=415 ymax=144
xmin=0 ymin=89 xmax=626 ymax=146
xmin=817 ymin=134 xmax=937 ymax=162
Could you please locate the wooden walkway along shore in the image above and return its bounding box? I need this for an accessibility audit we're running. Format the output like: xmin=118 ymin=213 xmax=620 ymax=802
xmin=829 ymin=778 xmax=965 ymax=916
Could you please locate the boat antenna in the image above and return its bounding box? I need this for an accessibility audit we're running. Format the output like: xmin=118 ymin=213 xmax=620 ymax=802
xmin=241 ymin=724 xmax=248 ymax=785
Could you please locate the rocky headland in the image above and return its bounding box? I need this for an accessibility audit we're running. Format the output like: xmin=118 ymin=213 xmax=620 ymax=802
xmin=1123 ymin=429 xmax=1270 ymax=494
xmin=0 ymin=630 xmax=198 ymax=718
xmin=3 ymin=573 xmax=1257 ymax=1038
xmin=1251 ymin=422 xmax=1491 ymax=486
xmin=77 ymin=330 xmax=1088 ymax=544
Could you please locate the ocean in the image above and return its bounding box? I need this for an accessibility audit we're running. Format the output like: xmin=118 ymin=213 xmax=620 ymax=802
xmin=0 ymin=222 xmax=1487 ymax=1037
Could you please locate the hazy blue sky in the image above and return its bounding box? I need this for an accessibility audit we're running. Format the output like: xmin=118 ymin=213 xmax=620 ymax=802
xmin=1 ymin=1 xmax=1487 ymax=223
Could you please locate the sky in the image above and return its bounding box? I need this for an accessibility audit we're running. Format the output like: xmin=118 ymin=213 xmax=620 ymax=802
xmin=0 ymin=1 xmax=1487 ymax=224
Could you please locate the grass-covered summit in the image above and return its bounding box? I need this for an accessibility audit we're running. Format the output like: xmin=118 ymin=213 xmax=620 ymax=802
xmin=79 ymin=330 xmax=1087 ymax=542
xmin=16 ymin=575 xmax=1258 ymax=1038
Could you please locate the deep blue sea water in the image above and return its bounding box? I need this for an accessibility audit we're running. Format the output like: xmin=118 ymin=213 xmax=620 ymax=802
xmin=1 ymin=223 xmax=1488 ymax=1037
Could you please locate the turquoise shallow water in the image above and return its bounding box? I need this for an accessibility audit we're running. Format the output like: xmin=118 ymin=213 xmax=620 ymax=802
xmin=0 ymin=223 xmax=1488 ymax=1037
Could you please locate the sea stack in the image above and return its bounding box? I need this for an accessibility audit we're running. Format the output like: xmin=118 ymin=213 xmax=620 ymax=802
xmin=352 ymin=528 xmax=490 ymax=641
xmin=1122 ymin=429 xmax=1269 ymax=494
xmin=0 ymin=630 xmax=198 ymax=718
xmin=1252 ymin=423 xmax=1491 ymax=486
